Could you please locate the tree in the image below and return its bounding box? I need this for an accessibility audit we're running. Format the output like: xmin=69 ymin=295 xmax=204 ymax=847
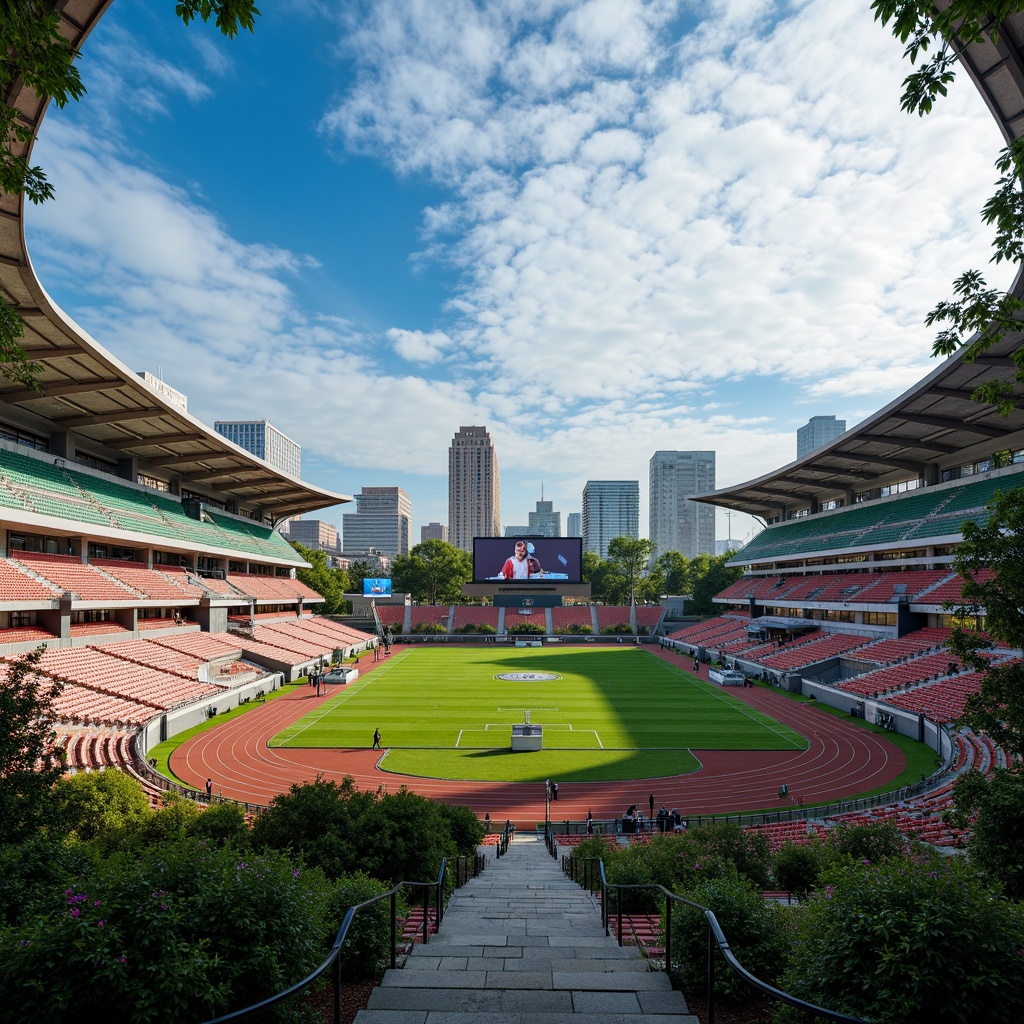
xmin=873 ymin=1 xmax=1024 ymax=413
xmin=0 ymin=1 xmax=261 ymax=385
xmin=0 ymin=647 xmax=65 ymax=844
xmin=345 ymin=559 xmax=373 ymax=598
xmin=946 ymin=485 xmax=1024 ymax=757
xmin=289 ymin=541 xmax=349 ymax=613
xmin=606 ymin=537 xmax=654 ymax=605
xmin=687 ymin=552 xmax=743 ymax=616
xmin=390 ymin=539 xmax=471 ymax=604
xmin=657 ymin=550 xmax=691 ymax=595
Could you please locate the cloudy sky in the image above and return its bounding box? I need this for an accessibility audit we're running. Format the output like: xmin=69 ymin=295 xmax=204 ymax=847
xmin=25 ymin=0 xmax=1012 ymax=547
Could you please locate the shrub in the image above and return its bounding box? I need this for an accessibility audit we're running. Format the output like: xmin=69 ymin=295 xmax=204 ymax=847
xmin=0 ymin=840 xmax=333 ymax=1024
xmin=779 ymin=853 xmax=1024 ymax=1023
xmin=828 ymin=820 xmax=906 ymax=863
xmin=555 ymin=623 xmax=593 ymax=635
xmin=670 ymin=875 xmax=788 ymax=1003
xmin=411 ymin=622 xmax=447 ymax=634
xmin=330 ymin=872 xmax=398 ymax=980
xmin=681 ymin=822 xmax=772 ymax=890
xmin=772 ymin=840 xmax=823 ymax=897
xmin=600 ymin=622 xmax=633 ymax=634
xmin=511 ymin=622 xmax=545 ymax=635
xmin=437 ymin=802 xmax=485 ymax=857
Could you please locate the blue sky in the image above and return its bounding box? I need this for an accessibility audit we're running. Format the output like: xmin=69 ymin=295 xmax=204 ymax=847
xmin=25 ymin=0 xmax=1012 ymax=548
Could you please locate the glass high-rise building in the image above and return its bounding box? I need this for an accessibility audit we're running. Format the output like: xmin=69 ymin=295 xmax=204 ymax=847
xmin=214 ymin=419 xmax=301 ymax=477
xmin=343 ymin=486 xmax=411 ymax=557
xmin=649 ymin=451 xmax=716 ymax=560
xmin=797 ymin=416 xmax=846 ymax=459
xmin=528 ymin=497 xmax=561 ymax=537
xmin=448 ymin=426 xmax=501 ymax=551
xmin=582 ymin=480 xmax=639 ymax=559
xmin=566 ymin=512 xmax=581 ymax=537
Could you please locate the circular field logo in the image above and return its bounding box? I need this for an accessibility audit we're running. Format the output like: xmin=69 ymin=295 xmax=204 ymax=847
xmin=496 ymin=672 xmax=561 ymax=681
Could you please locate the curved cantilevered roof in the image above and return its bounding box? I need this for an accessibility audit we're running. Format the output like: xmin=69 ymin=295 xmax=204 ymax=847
xmin=696 ymin=3 xmax=1024 ymax=521
xmin=0 ymin=1 xmax=349 ymax=524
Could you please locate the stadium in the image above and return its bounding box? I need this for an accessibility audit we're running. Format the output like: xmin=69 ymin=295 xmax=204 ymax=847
xmin=2 ymin=3 xmax=1024 ymax=1021
xmin=0 ymin=0 xmax=1020 ymax=845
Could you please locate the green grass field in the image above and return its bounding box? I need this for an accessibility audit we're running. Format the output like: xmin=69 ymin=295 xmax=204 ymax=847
xmin=270 ymin=648 xmax=807 ymax=782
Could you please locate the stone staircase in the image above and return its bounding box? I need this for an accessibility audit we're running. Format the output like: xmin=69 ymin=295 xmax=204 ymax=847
xmin=356 ymin=832 xmax=697 ymax=1022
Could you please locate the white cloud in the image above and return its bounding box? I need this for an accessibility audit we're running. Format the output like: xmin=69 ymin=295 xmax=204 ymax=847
xmin=387 ymin=327 xmax=453 ymax=363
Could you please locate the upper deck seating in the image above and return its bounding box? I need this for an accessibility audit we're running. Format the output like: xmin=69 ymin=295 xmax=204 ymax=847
xmin=734 ymin=467 xmax=1024 ymax=561
xmin=0 ymin=625 xmax=57 ymax=644
xmin=0 ymin=557 xmax=60 ymax=601
xmin=12 ymin=553 xmax=139 ymax=602
xmin=90 ymin=560 xmax=206 ymax=600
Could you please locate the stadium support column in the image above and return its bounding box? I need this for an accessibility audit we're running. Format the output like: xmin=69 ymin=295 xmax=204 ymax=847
xmin=749 ymin=598 xmax=762 ymax=618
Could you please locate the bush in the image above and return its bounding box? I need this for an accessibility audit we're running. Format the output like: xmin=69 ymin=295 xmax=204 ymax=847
xmin=411 ymin=622 xmax=447 ymax=634
xmin=779 ymin=853 xmax=1024 ymax=1023
xmin=330 ymin=872 xmax=398 ymax=980
xmin=680 ymin=822 xmax=772 ymax=890
xmin=555 ymin=623 xmax=593 ymax=635
xmin=600 ymin=622 xmax=633 ymax=635
xmin=670 ymin=875 xmax=788 ymax=1003
xmin=0 ymin=840 xmax=334 ymax=1024
xmin=437 ymin=802 xmax=485 ymax=857
xmin=772 ymin=840 xmax=823 ymax=897
xmin=828 ymin=820 xmax=906 ymax=863
xmin=511 ymin=622 xmax=545 ymax=635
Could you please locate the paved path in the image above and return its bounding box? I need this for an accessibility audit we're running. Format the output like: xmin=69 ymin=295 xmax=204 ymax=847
xmin=355 ymin=833 xmax=697 ymax=1023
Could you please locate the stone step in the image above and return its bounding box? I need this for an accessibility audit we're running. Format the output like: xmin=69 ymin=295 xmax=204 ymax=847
xmin=354 ymin=834 xmax=697 ymax=1022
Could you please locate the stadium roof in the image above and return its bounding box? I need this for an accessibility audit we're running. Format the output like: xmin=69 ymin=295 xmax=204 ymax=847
xmin=0 ymin=0 xmax=349 ymax=524
xmin=696 ymin=3 xmax=1024 ymax=521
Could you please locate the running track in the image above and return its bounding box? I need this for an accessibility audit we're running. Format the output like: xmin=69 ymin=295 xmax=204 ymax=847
xmin=171 ymin=645 xmax=906 ymax=826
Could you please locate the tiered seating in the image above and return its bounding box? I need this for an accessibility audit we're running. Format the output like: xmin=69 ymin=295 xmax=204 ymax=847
xmin=97 ymin=639 xmax=204 ymax=678
xmin=668 ymin=615 xmax=748 ymax=644
xmin=848 ymin=570 xmax=950 ymax=603
xmin=137 ymin=617 xmax=188 ymax=630
xmin=69 ymin=621 xmax=130 ymax=638
xmin=916 ymin=570 xmax=996 ymax=606
xmin=550 ymin=606 xmax=594 ymax=631
xmin=884 ymin=671 xmax=987 ymax=723
xmin=835 ymin=652 xmax=965 ymax=697
xmin=635 ymin=606 xmax=664 ymax=630
xmin=409 ymin=606 xmax=451 ymax=631
xmin=187 ymin=574 xmax=241 ymax=597
xmin=0 ymin=557 xmax=59 ymax=601
xmin=744 ymin=821 xmax=829 ymax=853
xmin=594 ymin=607 xmax=633 ymax=631
xmin=851 ymin=629 xmax=951 ymax=666
xmin=50 ymin=682 xmax=154 ymax=727
xmin=12 ymin=553 xmax=138 ymax=601
xmin=247 ymin=624 xmax=333 ymax=660
xmin=0 ymin=625 xmax=56 ymax=644
xmin=376 ymin=605 xmax=408 ymax=629
xmin=503 ymin=609 xmax=546 ymax=631
xmin=226 ymin=574 xmax=308 ymax=600
xmin=451 ymin=606 xmax=500 ymax=630
xmin=150 ymin=632 xmax=243 ymax=660
xmin=755 ymin=632 xmax=872 ymax=670
xmin=32 ymin=645 xmax=221 ymax=709
xmin=91 ymin=560 xmax=206 ymax=600
xmin=284 ymin=617 xmax=372 ymax=647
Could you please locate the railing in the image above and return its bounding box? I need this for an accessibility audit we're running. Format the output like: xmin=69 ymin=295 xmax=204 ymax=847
xmin=200 ymin=858 xmax=453 ymax=1024
xmin=563 ymin=855 xmax=870 ymax=1024
xmin=495 ymin=818 xmax=513 ymax=857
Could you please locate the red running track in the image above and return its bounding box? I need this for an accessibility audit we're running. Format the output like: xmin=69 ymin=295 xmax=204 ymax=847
xmin=171 ymin=645 xmax=906 ymax=826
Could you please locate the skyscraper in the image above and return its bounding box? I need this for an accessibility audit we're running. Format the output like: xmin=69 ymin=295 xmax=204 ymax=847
xmin=566 ymin=512 xmax=581 ymax=538
xmin=649 ymin=451 xmax=716 ymax=560
xmin=214 ymin=419 xmax=301 ymax=477
xmin=582 ymin=481 xmax=639 ymax=559
xmin=528 ymin=493 xmax=561 ymax=537
xmin=448 ymin=426 xmax=501 ymax=551
xmin=283 ymin=518 xmax=341 ymax=555
xmin=342 ymin=486 xmax=411 ymax=557
xmin=420 ymin=522 xmax=447 ymax=544
xmin=797 ymin=415 xmax=846 ymax=459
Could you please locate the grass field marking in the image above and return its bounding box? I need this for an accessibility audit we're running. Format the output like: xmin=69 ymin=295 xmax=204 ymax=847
xmin=455 ymin=729 xmax=464 ymax=747
xmin=654 ymin=654 xmax=806 ymax=749
xmin=275 ymin=672 xmax=383 ymax=744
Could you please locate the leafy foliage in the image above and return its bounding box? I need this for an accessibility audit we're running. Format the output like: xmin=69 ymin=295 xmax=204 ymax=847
xmin=949 ymin=768 xmax=1024 ymax=899
xmin=780 ymin=852 xmax=1024 ymax=1023
xmin=946 ymin=486 xmax=1024 ymax=757
xmin=606 ymin=537 xmax=654 ymax=605
xmin=0 ymin=839 xmax=331 ymax=1024
xmin=0 ymin=648 xmax=65 ymax=843
xmin=670 ymin=875 xmax=788 ymax=1003
xmin=391 ymin=539 xmax=472 ymax=604
xmin=289 ymin=541 xmax=349 ymax=613
xmin=872 ymin=1 xmax=1024 ymax=411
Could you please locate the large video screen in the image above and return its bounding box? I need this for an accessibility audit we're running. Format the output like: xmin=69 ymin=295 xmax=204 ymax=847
xmin=473 ymin=537 xmax=582 ymax=584
xmin=363 ymin=578 xmax=392 ymax=597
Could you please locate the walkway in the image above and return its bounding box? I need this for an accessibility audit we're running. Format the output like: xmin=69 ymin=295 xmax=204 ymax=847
xmin=356 ymin=833 xmax=697 ymax=1023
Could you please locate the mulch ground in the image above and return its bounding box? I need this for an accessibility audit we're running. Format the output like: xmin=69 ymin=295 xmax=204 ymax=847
xmin=303 ymin=977 xmax=379 ymax=1024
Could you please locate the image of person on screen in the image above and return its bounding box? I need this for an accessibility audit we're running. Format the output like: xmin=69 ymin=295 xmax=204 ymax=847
xmin=500 ymin=540 xmax=533 ymax=580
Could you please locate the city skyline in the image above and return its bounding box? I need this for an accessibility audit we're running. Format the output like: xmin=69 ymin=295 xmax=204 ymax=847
xmin=24 ymin=2 xmax=1010 ymax=548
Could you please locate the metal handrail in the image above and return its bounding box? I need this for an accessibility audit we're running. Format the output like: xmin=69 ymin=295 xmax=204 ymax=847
xmin=200 ymin=858 xmax=450 ymax=1024
xmin=564 ymin=856 xmax=870 ymax=1024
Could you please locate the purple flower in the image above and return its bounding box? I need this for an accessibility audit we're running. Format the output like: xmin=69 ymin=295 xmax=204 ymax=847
xmin=71 ymin=908 xmax=79 ymax=918
xmin=98 ymin=920 xmax=105 ymax=928
xmin=292 ymin=869 xmax=301 ymax=878
xmin=824 ymin=885 xmax=835 ymax=900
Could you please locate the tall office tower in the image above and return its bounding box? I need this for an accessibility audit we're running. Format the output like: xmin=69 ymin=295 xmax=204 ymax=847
xmin=797 ymin=415 xmax=846 ymax=459
xmin=448 ymin=426 xmax=501 ymax=551
xmin=420 ymin=522 xmax=447 ymax=544
xmin=649 ymin=451 xmax=717 ymax=560
xmin=566 ymin=512 xmax=581 ymax=537
xmin=528 ymin=495 xmax=561 ymax=537
xmin=342 ymin=486 xmax=411 ymax=557
xmin=283 ymin=518 xmax=341 ymax=555
xmin=214 ymin=419 xmax=301 ymax=477
xmin=582 ymin=481 xmax=639 ymax=559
